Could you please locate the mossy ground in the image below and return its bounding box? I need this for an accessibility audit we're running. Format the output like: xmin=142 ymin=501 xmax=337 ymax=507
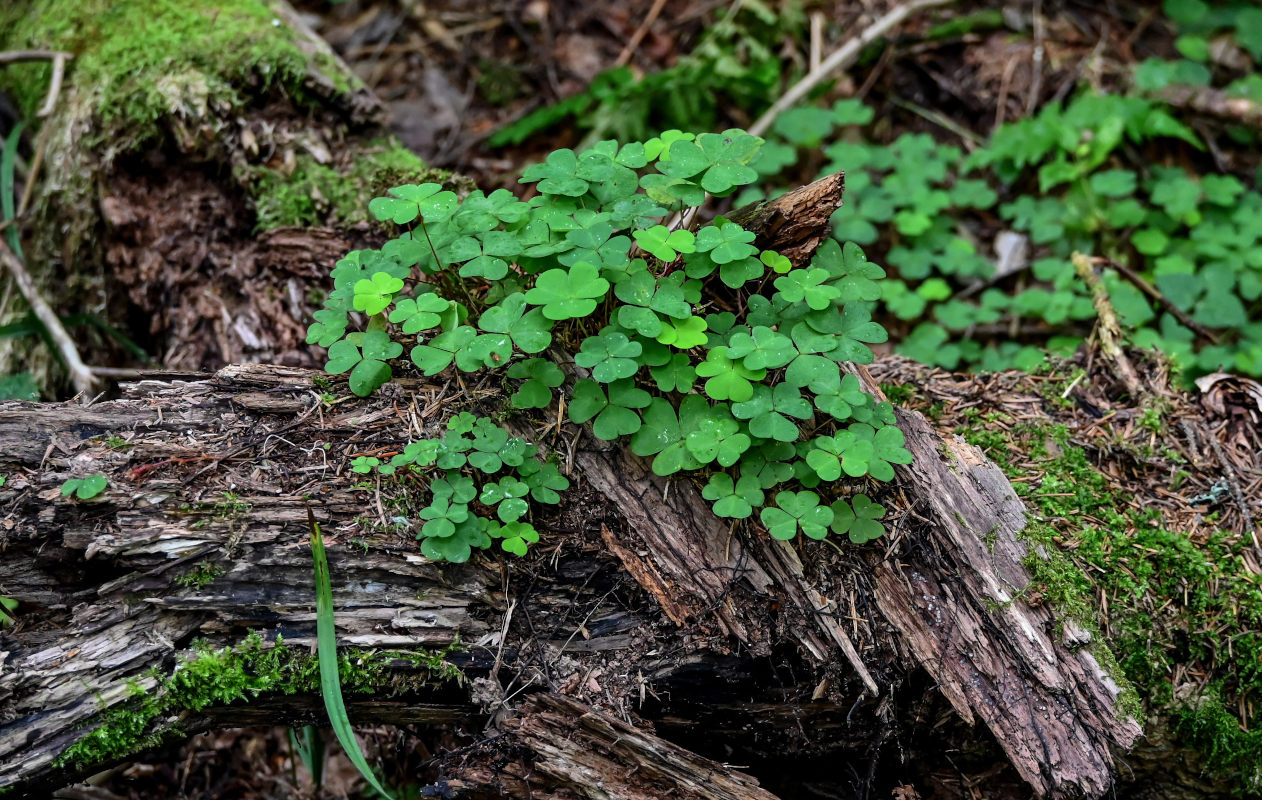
xmin=57 ymin=632 xmax=464 ymax=771
xmin=0 ymin=0 xmax=317 ymax=144
xmin=245 ymin=140 xmax=447 ymax=231
xmin=938 ymin=376 xmax=1262 ymax=794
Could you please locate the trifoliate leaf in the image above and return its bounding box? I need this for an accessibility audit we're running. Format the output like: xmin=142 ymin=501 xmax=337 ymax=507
xmin=655 ymin=315 xmax=708 ymax=349
xmin=353 ymin=272 xmax=405 ymax=316
xmin=524 ymin=262 xmax=611 ymax=320
xmin=633 ymin=225 xmax=697 ymax=261
xmin=575 ymin=330 xmax=642 ymax=383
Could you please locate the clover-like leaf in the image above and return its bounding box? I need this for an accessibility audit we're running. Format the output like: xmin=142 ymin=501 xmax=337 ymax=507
xmin=684 ymin=410 xmax=751 ymax=467
xmin=831 ymin=494 xmax=886 ymax=543
xmin=420 ymin=515 xmax=489 ymax=563
xmin=813 ymin=239 xmax=887 ymax=303
xmin=516 ymin=459 xmax=570 ymax=504
xmin=453 ymin=188 xmax=530 ymax=232
xmin=614 ymin=269 xmax=692 ymax=317
xmin=774 ymin=268 xmax=842 ymax=310
xmin=732 ymin=383 xmax=812 ymax=442
xmin=568 ymin=379 xmax=651 ymax=440
xmin=701 ymin=473 xmax=765 ymax=519
xmin=694 ymin=130 xmax=763 ymax=194
xmin=726 ymin=326 xmax=798 ymax=370
xmin=419 ymin=496 xmax=469 ymax=539
xmin=761 ymin=249 xmax=792 ymax=274
xmin=784 ymin=353 xmax=841 ymax=394
xmin=524 ymin=262 xmax=611 ymax=320
xmin=643 ymin=129 xmax=696 ymax=162
xmin=326 ymin=330 xmax=404 ymax=396
xmin=739 ymin=442 xmax=796 ymax=490
xmin=487 ymin=520 xmax=540 ymax=556
xmin=410 ymin=326 xmax=476 ymax=376
xmin=307 ymin=307 xmax=349 ymax=347
xmin=759 ymin=490 xmax=833 ymax=541
xmin=508 ymin=358 xmax=565 ymax=409
xmin=350 ymin=456 xmax=380 ymax=474
xmin=804 ymin=434 xmax=848 ymax=481
xmin=60 ymin=473 xmax=108 ymax=500
xmin=813 ymin=372 xmax=872 ymax=420
xmin=520 ymin=148 xmax=589 ymax=196
xmin=629 ymin=395 xmax=710 ymax=476
xmin=575 ymin=330 xmax=642 ymax=383
xmin=695 ymin=222 xmax=757 ymax=264
xmin=695 ymin=346 xmax=765 ymax=402
xmin=831 ymin=423 xmax=914 ymax=481
xmin=480 ymin=476 xmax=531 ymax=522
xmin=655 ymin=315 xmax=709 ymax=349
xmin=649 ymin=352 xmax=696 ymax=393
xmin=353 ymin=272 xmax=405 ymax=316
xmin=389 ymin=292 xmax=450 ymax=334
xmin=824 ymin=305 xmax=889 ymax=364
xmin=633 ymin=225 xmax=697 ymax=261
xmin=369 ymin=183 xmax=457 ymax=225
xmin=479 ymin=293 xmax=553 ymax=353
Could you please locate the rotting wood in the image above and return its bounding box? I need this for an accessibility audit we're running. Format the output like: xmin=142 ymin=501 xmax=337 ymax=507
xmin=1 ymin=172 xmax=1139 ymax=799
xmin=0 ymin=365 xmax=828 ymax=798
xmin=456 ymin=693 xmax=780 ymax=800
xmin=573 ymin=179 xmax=1142 ymax=798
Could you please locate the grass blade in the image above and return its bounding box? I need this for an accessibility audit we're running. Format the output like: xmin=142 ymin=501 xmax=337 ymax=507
xmin=307 ymin=503 xmax=396 ymax=800
xmin=287 ymin=725 xmax=325 ymax=788
xmin=1 ymin=121 xmax=24 ymax=260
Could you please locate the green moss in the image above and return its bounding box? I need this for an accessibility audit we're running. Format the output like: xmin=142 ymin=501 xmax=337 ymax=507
xmin=964 ymin=417 xmax=1262 ymax=793
xmin=247 ymin=141 xmax=443 ymax=230
xmin=175 ymin=560 xmax=222 ymax=589
xmin=0 ymin=0 xmax=326 ymax=141
xmin=879 ymin=382 xmax=916 ymax=406
xmin=57 ymin=632 xmax=463 ymax=771
xmin=1172 ymin=685 xmax=1262 ymax=793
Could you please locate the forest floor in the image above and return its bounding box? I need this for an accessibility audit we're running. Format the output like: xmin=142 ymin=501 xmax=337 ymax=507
xmin=9 ymin=0 xmax=1262 ymax=798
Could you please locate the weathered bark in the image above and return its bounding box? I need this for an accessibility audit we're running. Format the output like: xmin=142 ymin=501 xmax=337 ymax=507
xmin=0 ymin=362 xmax=1138 ymax=799
xmin=0 ymin=364 xmax=810 ymax=799
xmin=457 ymin=693 xmax=781 ymax=800
xmin=0 ymin=169 xmax=1145 ymax=799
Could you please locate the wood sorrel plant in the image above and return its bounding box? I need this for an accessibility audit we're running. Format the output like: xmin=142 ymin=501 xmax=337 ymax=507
xmin=309 ymin=129 xmax=911 ymax=562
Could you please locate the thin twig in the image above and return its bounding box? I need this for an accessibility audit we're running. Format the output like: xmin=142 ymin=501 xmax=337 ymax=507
xmin=1072 ymin=251 xmax=1144 ymax=401
xmin=1091 ymin=255 xmax=1220 ymax=345
xmin=749 ymin=0 xmax=955 ymax=137
xmin=887 ymin=95 xmax=984 ymax=145
xmin=1026 ymin=0 xmax=1045 ymax=114
xmin=614 ymin=0 xmax=668 ymax=68
xmin=0 ymin=50 xmax=73 ymax=121
xmin=37 ymin=52 xmax=68 ymax=117
xmin=0 ymin=49 xmax=71 ymax=65
xmin=0 ymin=237 xmax=95 ymax=395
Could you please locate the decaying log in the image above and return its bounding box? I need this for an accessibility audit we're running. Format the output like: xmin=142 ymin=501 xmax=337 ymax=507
xmin=0 ymin=366 xmax=793 ymax=798
xmin=457 ymin=693 xmax=778 ymax=800
xmin=0 ymin=172 xmax=1140 ymax=799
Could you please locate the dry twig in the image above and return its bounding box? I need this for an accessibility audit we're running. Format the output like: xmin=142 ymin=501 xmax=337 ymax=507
xmin=1072 ymin=251 xmax=1145 ymax=400
xmin=749 ymin=0 xmax=956 ymax=137
xmin=0 ymin=237 xmax=95 ymax=395
xmin=614 ymin=0 xmax=668 ymax=68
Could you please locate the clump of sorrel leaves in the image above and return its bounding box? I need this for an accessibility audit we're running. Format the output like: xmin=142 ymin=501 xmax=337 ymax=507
xmin=309 ymin=129 xmax=911 ymax=562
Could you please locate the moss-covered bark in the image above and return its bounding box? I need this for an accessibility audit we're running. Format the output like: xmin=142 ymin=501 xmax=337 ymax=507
xmin=0 ymin=0 xmax=458 ymax=390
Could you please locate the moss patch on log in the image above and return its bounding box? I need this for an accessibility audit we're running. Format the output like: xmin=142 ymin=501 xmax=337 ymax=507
xmin=245 ymin=140 xmax=448 ymax=230
xmin=56 ymin=632 xmax=464 ymax=771
xmin=952 ymin=405 xmax=1262 ymax=794
xmin=0 ymin=0 xmax=330 ymax=146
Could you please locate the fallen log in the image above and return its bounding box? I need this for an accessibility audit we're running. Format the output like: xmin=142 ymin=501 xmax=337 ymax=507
xmin=0 ymin=0 xmax=464 ymax=389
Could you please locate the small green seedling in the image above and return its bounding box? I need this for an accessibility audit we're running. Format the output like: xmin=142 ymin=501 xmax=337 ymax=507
xmin=61 ymin=474 xmax=107 ymax=500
